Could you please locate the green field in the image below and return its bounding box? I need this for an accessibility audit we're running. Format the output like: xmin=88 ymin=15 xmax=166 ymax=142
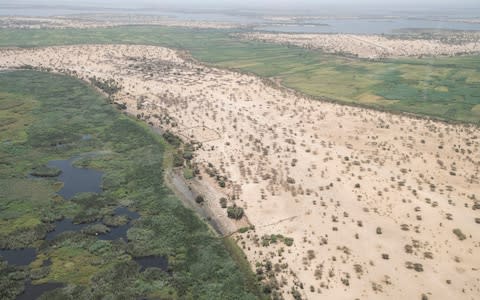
xmin=0 ymin=71 xmax=259 ymax=299
xmin=1 ymin=26 xmax=479 ymax=123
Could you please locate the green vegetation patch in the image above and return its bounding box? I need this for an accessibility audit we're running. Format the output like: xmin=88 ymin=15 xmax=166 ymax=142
xmin=227 ymin=205 xmax=245 ymax=220
xmin=0 ymin=178 xmax=56 ymax=241
xmin=30 ymin=165 xmax=62 ymax=177
xmin=261 ymin=234 xmax=294 ymax=247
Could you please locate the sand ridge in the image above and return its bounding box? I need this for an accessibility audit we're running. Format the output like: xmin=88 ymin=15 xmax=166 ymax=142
xmin=0 ymin=15 xmax=237 ymax=29
xmin=239 ymin=32 xmax=480 ymax=58
xmin=0 ymin=44 xmax=479 ymax=300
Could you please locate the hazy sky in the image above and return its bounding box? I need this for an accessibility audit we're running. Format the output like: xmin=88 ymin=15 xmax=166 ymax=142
xmin=6 ymin=0 xmax=480 ymax=8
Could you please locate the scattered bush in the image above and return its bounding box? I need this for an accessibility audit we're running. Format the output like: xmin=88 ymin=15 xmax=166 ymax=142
xmin=219 ymin=197 xmax=227 ymax=208
xmin=89 ymin=76 xmax=120 ymax=96
xmin=291 ymin=287 xmax=302 ymax=300
xmin=173 ymin=153 xmax=184 ymax=167
xmin=283 ymin=237 xmax=293 ymax=247
xmin=227 ymin=206 xmax=244 ymax=220
xmin=452 ymin=228 xmax=466 ymax=240
xmin=183 ymin=151 xmax=193 ymax=160
xmin=238 ymin=227 xmax=252 ymax=233
xmin=195 ymin=195 xmax=205 ymax=204
xmin=162 ymin=131 xmax=182 ymax=147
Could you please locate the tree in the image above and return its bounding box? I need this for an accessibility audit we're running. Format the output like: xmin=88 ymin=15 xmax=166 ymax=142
xmin=219 ymin=197 xmax=227 ymax=208
xmin=195 ymin=195 xmax=205 ymax=204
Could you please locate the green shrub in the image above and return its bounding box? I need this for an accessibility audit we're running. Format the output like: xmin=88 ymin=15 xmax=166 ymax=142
xmin=238 ymin=227 xmax=251 ymax=233
xmin=195 ymin=195 xmax=205 ymax=204
xmin=219 ymin=197 xmax=227 ymax=208
xmin=227 ymin=206 xmax=244 ymax=220
xmin=183 ymin=151 xmax=193 ymax=160
xmin=173 ymin=153 xmax=184 ymax=167
xmin=453 ymin=228 xmax=466 ymax=240
xmin=89 ymin=76 xmax=120 ymax=96
xmin=283 ymin=237 xmax=294 ymax=247
xmin=183 ymin=168 xmax=194 ymax=179
xmin=162 ymin=131 xmax=182 ymax=147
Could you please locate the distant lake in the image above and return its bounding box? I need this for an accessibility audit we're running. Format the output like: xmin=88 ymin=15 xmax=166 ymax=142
xmin=255 ymin=18 xmax=480 ymax=34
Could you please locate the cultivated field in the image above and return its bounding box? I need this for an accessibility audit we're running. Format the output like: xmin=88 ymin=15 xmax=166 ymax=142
xmin=1 ymin=44 xmax=478 ymax=300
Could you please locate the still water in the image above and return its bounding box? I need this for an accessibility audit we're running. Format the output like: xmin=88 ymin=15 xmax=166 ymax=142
xmin=47 ymin=158 xmax=103 ymax=200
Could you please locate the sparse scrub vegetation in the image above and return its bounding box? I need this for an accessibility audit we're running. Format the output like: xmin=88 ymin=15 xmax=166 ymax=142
xmin=89 ymin=76 xmax=120 ymax=96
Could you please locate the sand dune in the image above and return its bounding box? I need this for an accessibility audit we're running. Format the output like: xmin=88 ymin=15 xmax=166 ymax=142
xmin=240 ymin=32 xmax=480 ymax=58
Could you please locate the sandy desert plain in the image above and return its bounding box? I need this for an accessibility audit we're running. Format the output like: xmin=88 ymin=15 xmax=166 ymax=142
xmin=1 ymin=41 xmax=478 ymax=300
xmin=1 ymin=12 xmax=480 ymax=300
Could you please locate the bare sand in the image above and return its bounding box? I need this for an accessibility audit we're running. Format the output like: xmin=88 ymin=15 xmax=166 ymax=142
xmin=239 ymin=32 xmax=480 ymax=58
xmin=0 ymin=45 xmax=479 ymax=300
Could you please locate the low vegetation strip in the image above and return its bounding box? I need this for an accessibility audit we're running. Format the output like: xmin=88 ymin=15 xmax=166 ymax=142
xmin=0 ymin=70 xmax=258 ymax=299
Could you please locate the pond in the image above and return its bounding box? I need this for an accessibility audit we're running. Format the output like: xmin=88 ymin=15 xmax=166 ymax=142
xmin=47 ymin=158 xmax=103 ymax=200
xmin=134 ymin=256 xmax=169 ymax=272
xmin=16 ymin=281 xmax=64 ymax=300
xmin=0 ymin=248 xmax=36 ymax=266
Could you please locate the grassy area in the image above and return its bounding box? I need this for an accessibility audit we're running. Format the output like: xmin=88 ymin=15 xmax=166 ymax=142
xmin=0 ymin=26 xmax=479 ymax=123
xmin=0 ymin=70 xmax=258 ymax=299
xmin=223 ymin=237 xmax=268 ymax=300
